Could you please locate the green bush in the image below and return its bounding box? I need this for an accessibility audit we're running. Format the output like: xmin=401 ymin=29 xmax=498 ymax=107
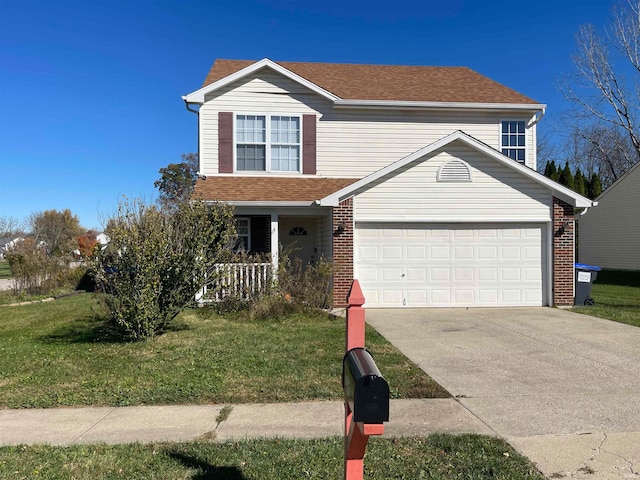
xmin=246 ymin=252 xmax=333 ymax=320
xmin=277 ymin=254 xmax=333 ymax=309
xmin=56 ymin=266 xmax=88 ymax=290
xmin=91 ymin=198 xmax=235 ymax=340
xmin=5 ymin=239 xmax=68 ymax=295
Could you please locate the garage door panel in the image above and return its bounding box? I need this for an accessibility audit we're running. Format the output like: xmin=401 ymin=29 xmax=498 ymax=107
xmin=382 ymin=289 xmax=403 ymax=304
xmin=430 ymin=289 xmax=452 ymax=304
xmin=430 ymin=246 xmax=450 ymax=259
xmin=478 ymin=246 xmax=498 ymax=260
xmin=355 ymin=223 xmax=546 ymax=308
xmin=478 ymin=268 xmax=498 ymax=281
xmin=501 ymin=246 xmax=521 ymax=259
xmin=406 ymin=267 xmax=427 ymax=282
xmin=381 ymin=267 xmax=403 ymax=282
xmin=382 ymin=245 xmax=403 ymax=260
xmin=454 ymin=246 xmax=474 ymax=259
xmin=406 ymin=245 xmax=427 ymax=260
xmin=454 ymin=289 xmax=475 ymax=303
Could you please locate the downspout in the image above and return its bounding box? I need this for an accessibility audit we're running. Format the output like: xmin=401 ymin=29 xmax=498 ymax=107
xmin=182 ymin=98 xmax=202 ymax=176
xmin=528 ymin=107 xmax=546 ymax=171
xmin=528 ymin=106 xmax=546 ymax=127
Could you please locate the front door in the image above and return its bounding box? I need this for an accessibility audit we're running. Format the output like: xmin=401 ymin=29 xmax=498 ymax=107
xmin=280 ymin=218 xmax=317 ymax=266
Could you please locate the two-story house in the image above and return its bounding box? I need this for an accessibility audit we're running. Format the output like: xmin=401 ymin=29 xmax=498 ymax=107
xmin=182 ymin=58 xmax=595 ymax=309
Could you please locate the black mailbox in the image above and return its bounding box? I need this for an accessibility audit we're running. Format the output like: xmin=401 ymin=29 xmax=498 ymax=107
xmin=342 ymin=348 xmax=390 ymax=424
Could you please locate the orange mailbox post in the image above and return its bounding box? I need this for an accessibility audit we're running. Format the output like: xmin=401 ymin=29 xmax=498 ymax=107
xmin=343 ymin=280 xmax=389 ymax=480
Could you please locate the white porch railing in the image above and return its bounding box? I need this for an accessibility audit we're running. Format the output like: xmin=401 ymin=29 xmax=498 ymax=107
xmin=197 ymin=262 xmax=273 ymax=303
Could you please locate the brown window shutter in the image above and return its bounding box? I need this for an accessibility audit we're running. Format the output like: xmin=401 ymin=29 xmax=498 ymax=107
xmin=219 ymin=112 xmax=233 ymax=173
xmin=302 ymin=114 xmax=316 ymax=175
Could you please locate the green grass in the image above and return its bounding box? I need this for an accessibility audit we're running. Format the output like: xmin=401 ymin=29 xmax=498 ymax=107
xmin=0 ymin=435 xmax=544 ymax=479
xmin=0 ymin=260 xmax=11 ymax=279
xmin=572 ymin=270 xmax=640 ymax=327
xmin=0 ymin=294 xmax=448 ymax=408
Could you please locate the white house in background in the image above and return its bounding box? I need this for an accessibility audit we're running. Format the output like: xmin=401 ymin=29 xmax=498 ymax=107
xmin=182 ymin=58 xmax=595 ymax=308
xmin=0 ymin=237 xmax=24 ymax=259
xmin=96 ymin=233 xmax=110 ymax=247
xmin=579 ymin=162 xmax=640 ymax=271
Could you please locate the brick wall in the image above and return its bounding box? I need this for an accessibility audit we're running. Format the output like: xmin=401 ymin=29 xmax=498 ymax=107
xmin=332 ymin=198 xmax=354 ymax=309
xmin=553 ymin=197 xmax=575 ymax=306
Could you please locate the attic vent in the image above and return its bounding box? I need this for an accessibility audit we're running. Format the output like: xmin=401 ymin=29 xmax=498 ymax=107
xmin=437 ymin=159 xmax=472 ymax=182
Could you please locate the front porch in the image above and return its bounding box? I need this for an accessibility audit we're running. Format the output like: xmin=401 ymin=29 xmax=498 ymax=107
xmin=198 ymin=203 xmax=354 ymax=305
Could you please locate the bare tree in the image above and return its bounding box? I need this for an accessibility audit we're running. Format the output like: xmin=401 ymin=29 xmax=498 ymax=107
xmin=0 ymin=216 xmax=21 ymax=238
xmin=536 ymin=123 xmax=559 ymax=174
xmin=561 ymin=0 xmax=640 ymax=183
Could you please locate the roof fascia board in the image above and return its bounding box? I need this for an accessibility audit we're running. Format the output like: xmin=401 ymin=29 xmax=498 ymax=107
xmin=320 ymin=131 xmax=594 ymax=208
xmin=183 ymin=58 xmax=341 ymax=104
xmin=207 ymin=200 xmax=317 ymax=207
xmin=333 ymin=100 xmax=546 ymax=112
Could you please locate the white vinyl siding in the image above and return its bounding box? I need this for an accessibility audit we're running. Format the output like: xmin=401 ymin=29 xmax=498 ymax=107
xmin=198 ymin=71 xmax=537 ymax=176
xmin=579 ymin=164 xmax=640 ymax=270
xmin=353 ymin=141 xmax=551 ymax=223
xmin=355 ymin=223 xmax=546 ymax=307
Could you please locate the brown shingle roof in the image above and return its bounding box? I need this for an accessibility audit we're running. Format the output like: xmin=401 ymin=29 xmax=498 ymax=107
xmin=201 ymin=59 xmax=540 ymax=104
xmin=193 ymin=176 xmax=358 ymax=202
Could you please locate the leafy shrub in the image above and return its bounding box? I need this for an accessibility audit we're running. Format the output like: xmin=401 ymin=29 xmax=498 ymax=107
xmin=249 ymin=292 xmax=301 ymax=321
xmin=277 ymin=254 xmax=333 ymax=309
xmin=57 ymin=266 xmax=90 ymax=290
xmin=5 ymin=239 xmax=68 ymax=295
xmin=91 ymin=198 xmax=235 ymax=340
xmin=246 ymin=251 xmax=333 ymax=320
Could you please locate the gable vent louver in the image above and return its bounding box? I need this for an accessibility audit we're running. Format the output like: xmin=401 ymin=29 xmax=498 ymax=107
xmin=437 ymin=159 xmax=472 ymax=182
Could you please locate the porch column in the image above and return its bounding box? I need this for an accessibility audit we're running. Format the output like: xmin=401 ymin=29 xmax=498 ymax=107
xmin=271 ymin=213 xmax=279 ymax=277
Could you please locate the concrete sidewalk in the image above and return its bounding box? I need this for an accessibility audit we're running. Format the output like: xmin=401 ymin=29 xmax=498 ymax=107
xmin=0 ymin=399 xmax=492 ymax=446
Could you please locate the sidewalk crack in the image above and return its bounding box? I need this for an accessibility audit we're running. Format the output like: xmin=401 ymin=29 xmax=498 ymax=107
xmin=70 ymin=408 xmax=116 ymax=444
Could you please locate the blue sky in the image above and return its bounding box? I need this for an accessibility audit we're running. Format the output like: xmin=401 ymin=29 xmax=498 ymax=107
xmin=1 ymin=0 xmax=612 ymax=230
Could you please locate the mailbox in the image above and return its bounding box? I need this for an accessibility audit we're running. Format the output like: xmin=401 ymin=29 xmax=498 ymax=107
xmin=342 ymin=348 xmax=390 ymax=424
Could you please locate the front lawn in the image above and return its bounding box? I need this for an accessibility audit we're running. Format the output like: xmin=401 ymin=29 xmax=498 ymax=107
xmin=572 ymin=270 xmax=640 ymax=327
xmin=0 ymin=294 xmax=448 ymax=408
xmin=0 ymin=260 xmax=11 ymax=279
xmin=0 ymin=435 xmax=544 ymax=480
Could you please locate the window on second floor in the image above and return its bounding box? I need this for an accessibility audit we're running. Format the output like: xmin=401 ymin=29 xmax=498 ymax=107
xmin=501 ymin=120 xmax=526 ymax=163
xmin=236 ymin=114 xmax=301 ymax=172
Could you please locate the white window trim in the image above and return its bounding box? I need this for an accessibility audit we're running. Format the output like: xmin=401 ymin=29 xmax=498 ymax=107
xmin=234 ymin=113 xmax=303 ymax=174
xmin=499 ymin=119 xmax=527 ymax=164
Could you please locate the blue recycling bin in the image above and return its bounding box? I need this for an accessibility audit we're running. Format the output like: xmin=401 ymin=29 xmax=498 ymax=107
xmin=574 ymin=263 xmax=601 ymax=306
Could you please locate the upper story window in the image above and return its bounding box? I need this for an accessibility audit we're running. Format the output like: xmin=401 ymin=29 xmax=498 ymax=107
xmin=236 ymin=114 xmax=300 ymax=172
xmin=501 ymin=120 xmax=526 ymax=163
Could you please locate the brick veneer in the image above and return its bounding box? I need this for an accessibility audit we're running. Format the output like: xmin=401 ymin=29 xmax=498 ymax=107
xmin=553 ymin=197 xmax=575 ymax=306
xmin=332 ymin=198 xmax=354 ymax=308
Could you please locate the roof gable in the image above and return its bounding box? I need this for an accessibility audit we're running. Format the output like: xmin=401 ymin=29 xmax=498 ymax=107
xmin=184 ymin=58 xmax=544 ymax=109
xmin=320 ymin=131 xmax=595 ymax=208
xmin=596 ymin=160 xmax=640 ymax=202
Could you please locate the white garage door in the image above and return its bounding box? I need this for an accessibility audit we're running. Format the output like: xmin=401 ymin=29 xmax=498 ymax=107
xmin=355 ymin=223 xmax=546 ymax=307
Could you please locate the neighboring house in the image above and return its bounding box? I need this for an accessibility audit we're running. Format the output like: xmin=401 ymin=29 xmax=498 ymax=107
xmin=579 ymin=162 xmax=640 ymax=271
xmin=0 ymin=237 xmax=23 ymax=259
xmin=96 ymin=233 xmax=110 ymax=247
xmin=182 ymin=58 xmax=595 ymax=308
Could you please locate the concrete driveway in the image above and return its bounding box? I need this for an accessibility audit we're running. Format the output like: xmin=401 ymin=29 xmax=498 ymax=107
xmin=366 ymin=307 xmax=640 ymax=479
